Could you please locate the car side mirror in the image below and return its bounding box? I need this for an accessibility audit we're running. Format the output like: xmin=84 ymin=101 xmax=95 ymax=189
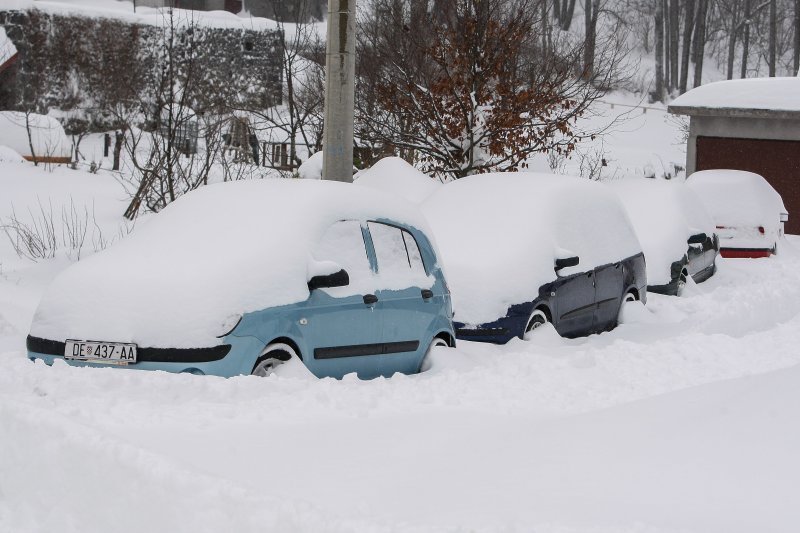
xmin=308 ymin=269 xmax=350 ymax=291
xmin=687 ymin=232 xmax=707 ymax=245
xmin=555 ymin=256 xmax=580 ymax=271
xmin=780 ymin=213 xmax=789 ymax=223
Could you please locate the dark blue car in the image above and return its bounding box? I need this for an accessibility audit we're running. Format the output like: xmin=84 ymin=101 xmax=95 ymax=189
xmin=422 ymin=172 xmax=647 ymax=344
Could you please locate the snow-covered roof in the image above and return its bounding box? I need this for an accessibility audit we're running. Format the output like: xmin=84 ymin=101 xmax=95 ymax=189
xmin=0 ymin=112 xmax=71 ymax=161
xmin=669 ymin=77 xmax=800 ymax=119
xmin=0 ymin=27 xmax=18 ymax=73
xmin=3 ymin=0 xmax=281 ymax=31
xmin=354 ymin=157 xmax=441 ymax=204
xmin=30 ymin=179 xmax=433 ymax=348
xmin=422 ymin=173 xmax=642 ymax=324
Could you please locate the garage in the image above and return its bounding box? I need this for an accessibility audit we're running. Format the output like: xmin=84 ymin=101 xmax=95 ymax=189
xmin=669 ymin=77 xmax=800 ymax=235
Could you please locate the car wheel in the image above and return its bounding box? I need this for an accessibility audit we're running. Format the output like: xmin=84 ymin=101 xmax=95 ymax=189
xmin=525 ymin=309 xmax=548 ymax=334
xmin=419 ymin=336 xmax=449 ymax=372
xmin=623 ymin=291 xmax=638 ymax=303
xmin=251 ymin=343 xmax=296 ymax=377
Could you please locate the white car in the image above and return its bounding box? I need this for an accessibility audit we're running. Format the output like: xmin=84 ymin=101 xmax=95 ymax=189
xmin=610 ymin=179 xmax=719 ymax=295
xmin=686 ymin=170 xmax=788 ymax=258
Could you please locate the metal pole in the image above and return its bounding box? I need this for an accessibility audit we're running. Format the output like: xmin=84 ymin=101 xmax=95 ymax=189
xmin=322 ymin=0 xmax=356 ymax=182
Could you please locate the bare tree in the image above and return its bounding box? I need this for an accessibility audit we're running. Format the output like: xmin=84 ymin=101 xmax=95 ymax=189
xmin=356 ymin=0 xmax=628 ymax=179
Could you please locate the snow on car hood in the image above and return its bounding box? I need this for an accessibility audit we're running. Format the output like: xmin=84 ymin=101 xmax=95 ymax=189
xmin=609 ymin=179 xmax=716 ymax=285
xmin=30 ymin=179 xmax=432 ymax=348
xmin=354 ymin=157 xmax=441 ymax=204
xmin=686 ymin=170 xmax=787 ymax=230
xmin=422 ymin=172 xmax=642 ymax=325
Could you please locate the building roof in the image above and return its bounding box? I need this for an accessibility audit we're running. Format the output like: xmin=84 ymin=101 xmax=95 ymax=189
xmin=668 ymin=77 xmax=800 ymax=120
xmin=0 ymin=27 xmax=19 ymax=73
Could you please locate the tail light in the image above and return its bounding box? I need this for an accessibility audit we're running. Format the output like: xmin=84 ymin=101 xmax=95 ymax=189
xmin=758 ymin=226 xmax=765 ymax=234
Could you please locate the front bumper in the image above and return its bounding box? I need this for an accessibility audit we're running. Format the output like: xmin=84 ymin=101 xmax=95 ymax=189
xmin=24 ymin=334 xmax=265 ymax=377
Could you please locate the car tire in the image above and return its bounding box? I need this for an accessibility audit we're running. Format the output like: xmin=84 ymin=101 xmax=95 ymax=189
xmin=419 ymin=336 xmax=449 ymax=373
xmin=525 ymin=309 xmax=548 ymax=336
xmin=522 ymin=309 xmax=550 ymax=340
xmin=251 ymin=342 xmax=296 ymax=377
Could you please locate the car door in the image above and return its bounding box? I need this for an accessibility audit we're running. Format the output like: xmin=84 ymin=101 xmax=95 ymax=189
xmin=553 ymin=269 xmax=596 ymax=338
xmin=593 ymin=262 xmax=624 ymax=331
xmin=367 ymin=221 xmax=434 ymax=376
xmin=301 ymin=219 xmax=385 ymax=379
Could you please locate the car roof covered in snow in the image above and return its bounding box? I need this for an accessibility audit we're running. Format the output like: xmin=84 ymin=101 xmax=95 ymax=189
xmin=668 ymin=77 xmax=800 ymax=119
xmin=30 ymin=179 xmax=433 ymax=348
xmin=421 ymin=172 xmax=641 ymax=325
xmin=686 ymin=170 xmax=788 ymax=229
xmin=354 ymin=157 xmax=441 ymax=204
xmin=609 ymin=179 xmax=715 ymax=285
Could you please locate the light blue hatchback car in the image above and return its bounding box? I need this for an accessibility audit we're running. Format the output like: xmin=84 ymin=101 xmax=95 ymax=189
xmin=27 ymin=180 xmax=454 ymax=379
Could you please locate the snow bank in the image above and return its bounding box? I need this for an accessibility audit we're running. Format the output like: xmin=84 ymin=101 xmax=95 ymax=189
xmin=354 ymin=157 xmax=441 ymax=204
xmin=609 ymin=179 xmax=715 ymax=285
xmin=0 ymin=112 xmax=71 ymax=162
xmin=670 ymin=77 xmax=800 ymax=113
xmin=30 ymin=179 xmax=432 ymax=348
xmin=687 ymin=170 xmax=787 ymax=230
xmin=14 ymin=0 xmax=281 ymax=31
xmin=0 ymin=146 xmax=25 ymax=163
xmin=296 ymin=150 xmax=323 ymax=179
xmin=422 ymin=173 xmax=641 ymax=324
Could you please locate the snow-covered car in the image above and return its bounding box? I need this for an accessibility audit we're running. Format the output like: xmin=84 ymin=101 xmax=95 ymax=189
xmin=687 ymin=170 xmax=788 ymax=258
xmin=354 ymin=157 xmax=441 ymax=204
xmin=422 ymin=173 xmax=647 ymax=344
xmin=610 ymin=179 xmax=719 ymax=296
xmin=26 ymin=180 xmax=455 ymax=379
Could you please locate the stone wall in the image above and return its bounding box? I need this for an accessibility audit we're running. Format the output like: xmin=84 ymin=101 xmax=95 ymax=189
xmin=0 ymin=8 xmax=282 ymax=132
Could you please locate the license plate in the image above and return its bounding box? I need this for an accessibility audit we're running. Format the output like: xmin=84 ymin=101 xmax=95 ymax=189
xmin=65 ymin=340 xmax=137 ymax=364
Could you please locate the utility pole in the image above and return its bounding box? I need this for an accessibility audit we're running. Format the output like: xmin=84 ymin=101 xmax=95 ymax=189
xmin=322 ymin=0 xmax=356 ymax=182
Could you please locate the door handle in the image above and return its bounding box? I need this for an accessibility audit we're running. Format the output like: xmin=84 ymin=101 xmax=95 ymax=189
xmin=421 ymin=289 xmax=434 ymax=300
xmin=363 ymin=294 xmax=378 ymax=305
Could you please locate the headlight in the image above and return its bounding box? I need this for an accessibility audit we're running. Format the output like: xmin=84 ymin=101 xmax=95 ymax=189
xmin=217 ymin=315 xmax=242 ymax=338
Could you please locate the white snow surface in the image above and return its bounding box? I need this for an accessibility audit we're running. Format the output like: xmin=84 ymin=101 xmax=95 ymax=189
xmin=0 ymin=145 xmax=25 ymax=163
xmin=3 ymin=160 xmax=800 ymax=533
xmin=422 ymin=173 xmax=642 ymax=324
xmin=296 ymin=150 xmax=323 ymax=180
xmin=11 ymin=0 xmax=282 ymax=30
xmin=0 ymin=112 xmax=72 ymax=160
xmin=29 ymin=179 xmax=432 ymax=348
xmin=670 ymin=76 xmax=800 ymax=112
xmin=354 ymin=157 xmax=441 ymax=204
xmin=609 ymin=179 xmax=715 ymax=285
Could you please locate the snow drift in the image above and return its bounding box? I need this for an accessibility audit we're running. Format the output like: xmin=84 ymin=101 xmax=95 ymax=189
xmin=0 ymin=112 xmax=71 ymax=162
xmin=355 ymin=157 xmax=441 ymax=204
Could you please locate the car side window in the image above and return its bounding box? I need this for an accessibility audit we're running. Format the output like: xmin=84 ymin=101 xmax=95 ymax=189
xmin=402 ymin=230 xmax=427 ymax=276
xmin=312 ymin=220 xmax=372 ymax=295
xmin=368 ymin=222 xmax=428 ymax=288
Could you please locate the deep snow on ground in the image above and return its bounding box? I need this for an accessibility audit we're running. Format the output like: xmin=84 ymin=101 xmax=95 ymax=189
xmin=2 ymin=161 xmax=800 ymax=532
